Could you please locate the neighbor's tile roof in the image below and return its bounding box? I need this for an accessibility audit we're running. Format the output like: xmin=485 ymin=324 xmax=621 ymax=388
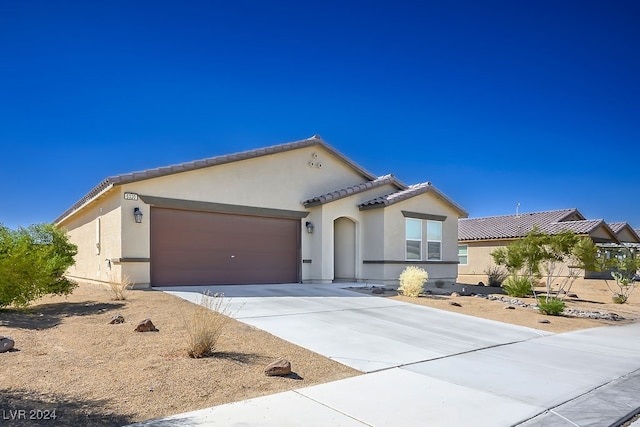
xmin=539 ymin=219 xmax=608 ymax=235
xmin=359 ymin=182 xmax=469 ymax=217
xmin=608 ymin=222 xmax=626 ymax=233
xmin=458 ymin=208 xmax=587 ymax=241
xmin=608 ymin=222 xmax=640 ymax=242
xmin=55 ymin=135 xmax=378 ymax=223
xmin=303 ymin=174 xmax=405 ymax=207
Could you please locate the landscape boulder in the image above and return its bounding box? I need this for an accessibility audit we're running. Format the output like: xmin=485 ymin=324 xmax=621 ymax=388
xmin=134 ymin=319 xmax=159 ymax=332
xmin=265 ymin=358 xmax=292 ymax=377
xmin=109 ymin=314 xmax=125 ymax=324
xmin=0 ymin=336 xmax=15 ymax=353
xmin=371 ymin=287 xmax=385 ymax=294
xmin=449 ymin=301 xmax=462 ymax=307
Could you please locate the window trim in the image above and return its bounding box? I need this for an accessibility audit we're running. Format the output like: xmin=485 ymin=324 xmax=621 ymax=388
xmin=458 ymin=244 xmax=468 ymax=265
xmin=405 ymin=218 xmax=422 ymax=260
xmin=426 ymin=220 xmax=442 ymax=261
xmin=405 ymin=217 xmax=445 ymax=262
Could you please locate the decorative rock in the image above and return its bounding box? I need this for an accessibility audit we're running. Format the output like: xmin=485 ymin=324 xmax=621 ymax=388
xmin=0 ymin=336 xmax=15 ymax=353
xmin=371 ymin=287 xmax=385 ymax=294
xmin=109 ymin=314 xmax=125 ymax=324
xmin=504 ymin=305 xmax=515 ymax=310
xmin=450 ymin=292 xmax=460 ymax=297
xmin=477 ymin=281 xmax=485 ymax=287
xmin=265 ymin=359 xmax=292 ymax=377
xmin=134 ymin=319 xmax=159 ymax=332
xmin=538 ymin=319 xmax=551 ymax=324
xmin=567 ymin=293 xmax=578 ymax=298
xmin=449 ymin=301 xmax=462 ymax=307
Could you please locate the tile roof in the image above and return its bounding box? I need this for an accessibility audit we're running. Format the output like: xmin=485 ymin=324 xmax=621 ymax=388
xmin=458 ymin=208 xmax=586 ymax=241
xmin=55 ymin=134 xmax=469 ymax=224
xmin=608 ymin=222 xmax=626 ymax=233
xmin=359 ymin=182 xmax=469 ymax=217
xmin=303 ymin=174 xmax=405 ymax=207
xmin=607 ymin=222 xmax=640 ymax=242
xmin=55 ymin=135 xmax=378 ymax=223
xmin=539 ymin=219 xmax=609 ymax=235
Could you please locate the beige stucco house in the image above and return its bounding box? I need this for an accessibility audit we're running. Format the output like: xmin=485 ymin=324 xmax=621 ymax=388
xmin=457 ymin=208 xmax=627 ymax=284
xmin=55 ymin=136 xmax=468 ymax=288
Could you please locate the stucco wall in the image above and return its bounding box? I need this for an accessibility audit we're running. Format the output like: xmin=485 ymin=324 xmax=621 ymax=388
xmin=60 ymin=190 xmax=122 ymax=284
xmin=616 ymin=228 xmax=639 ymax=243
xmin=372 ymin=190 xmax=462 ymax=286
xmin=59 ymin=144 xmax=466 ymax=287
xmin=121 ymin=146 xmax=365 ymax=212
xmin=457 ymin=240 xmax=507 ymax=277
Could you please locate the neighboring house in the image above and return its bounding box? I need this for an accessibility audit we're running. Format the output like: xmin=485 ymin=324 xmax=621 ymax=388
xmin=55 ymin=136 xmax=468 ymax=288
xmin=606 ymin=222 xmax=640 ymax=246
xmin=457 ymin=208 xmax=621 ymax=283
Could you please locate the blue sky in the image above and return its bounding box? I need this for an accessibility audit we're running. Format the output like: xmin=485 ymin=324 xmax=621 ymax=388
xmin=1 ymin=1 xmax=638 ymax=230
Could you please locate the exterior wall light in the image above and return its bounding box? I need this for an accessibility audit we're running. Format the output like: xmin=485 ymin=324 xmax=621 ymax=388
xmin=133 ymin=207 xmax=143 ymax=223
xmin=305 ymin=221 xmax=314 ymax=234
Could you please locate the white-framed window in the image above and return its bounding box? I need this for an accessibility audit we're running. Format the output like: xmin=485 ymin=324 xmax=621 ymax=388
xmin=458 ymin=244 xmax=468 ymax=265
xmin=405 ymin=218 xmax=443 ymax=261
xmin=426 ymin=220 xmax=442 ymax=261
xmin=405 ymin=218 xmax=422 ymax=260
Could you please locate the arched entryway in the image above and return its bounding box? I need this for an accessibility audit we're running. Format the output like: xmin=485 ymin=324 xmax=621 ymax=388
xmin=334 ymin=217 xmax=356 ymax=281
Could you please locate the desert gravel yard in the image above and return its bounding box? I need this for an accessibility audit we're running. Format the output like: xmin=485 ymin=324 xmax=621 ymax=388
xmin=0 ymin=284 xmax=359 ymax=426
xmin=0 ymin=278 xmax=638 ymax=426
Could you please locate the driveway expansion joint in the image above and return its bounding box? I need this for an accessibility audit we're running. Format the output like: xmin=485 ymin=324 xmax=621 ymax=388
xmin=235 ymin=303 xmax=414 ymax=320
xmin=292 ymin=390 xmax=375 ymax=427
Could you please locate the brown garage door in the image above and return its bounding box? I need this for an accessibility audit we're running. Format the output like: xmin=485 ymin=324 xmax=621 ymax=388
xmin=151 ymin=207 xmax=300 ymax=286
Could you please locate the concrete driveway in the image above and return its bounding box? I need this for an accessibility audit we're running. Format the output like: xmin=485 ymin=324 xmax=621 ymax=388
xmin=135 ymin=283 xmax=640 ymax=426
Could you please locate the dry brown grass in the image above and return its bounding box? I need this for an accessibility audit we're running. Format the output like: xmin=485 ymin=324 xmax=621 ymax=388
xmin=397 ymin=266 xmax=428 ymax=297
xmin=185 ymin=292 xmax=234 ymax=358
xmin=108 ymin=274 xmax=133 ymax=301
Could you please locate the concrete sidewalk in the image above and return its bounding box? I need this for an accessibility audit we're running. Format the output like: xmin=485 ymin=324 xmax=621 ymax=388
xmin=132 ymin=283 xmax=640 ymax=426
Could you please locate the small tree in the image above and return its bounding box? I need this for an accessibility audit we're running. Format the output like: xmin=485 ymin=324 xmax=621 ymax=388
xmin=0 ymin=223 xmax=77 ymax=307
xmin=492 ymin=228 xmax=598 ymax=314
xmin=595 ymin=248 xmax=640 ymax=304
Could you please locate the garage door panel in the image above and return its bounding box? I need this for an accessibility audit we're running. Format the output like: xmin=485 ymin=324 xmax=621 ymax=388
xmin=151 ymin=208 xmax=299 ymax=286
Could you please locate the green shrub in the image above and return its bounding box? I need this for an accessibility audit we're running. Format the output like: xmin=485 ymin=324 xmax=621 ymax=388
xmin=484 ymin=265 xmax=509 ymax=287
xmin=398 ymin=266 xmax=428 ymax=297
xmin=612 ymin=294 xmax=628 ymax=304
xmin=502 ymin=276 xmax=532 ymax=298
xmin=0 ymin=223 xmax=77 ymax=307
xmin=537 ymin=298 xmax=565 ymax=316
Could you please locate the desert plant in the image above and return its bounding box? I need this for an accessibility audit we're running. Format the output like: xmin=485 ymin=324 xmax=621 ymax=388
xmin=492 ymin=228 xmax=597 ymax=304
xmin=537 ymin=297 xmax=565 ymax=316
xmin=398 ymin=266 xmax=428 ymax=297
xmin=612 ymin=293 xmax=627 ymax=304
xmin=502 ymin=276 xmax=532 ymax=298
xmin=484 ymin=265 xmax=509 ymax=287
xmin=598 ymin=250 xmax=640 ymax=304
xmin=0 ymin=223 xmax=77 ymax=307
xmin=185 ymin=291 xmax=234 ymax=358
xmin=108 ymin=274 xmax=133 ymax=301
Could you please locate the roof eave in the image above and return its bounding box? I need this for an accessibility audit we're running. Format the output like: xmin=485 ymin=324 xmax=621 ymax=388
xmin=54 ymin=182 xmax=116 ymax=225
